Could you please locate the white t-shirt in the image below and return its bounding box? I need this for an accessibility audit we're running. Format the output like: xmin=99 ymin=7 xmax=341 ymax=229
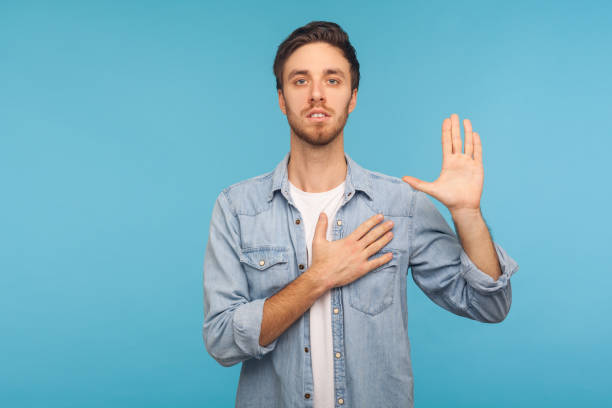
xmin=289 ymin=179 xmax=346 ymax=408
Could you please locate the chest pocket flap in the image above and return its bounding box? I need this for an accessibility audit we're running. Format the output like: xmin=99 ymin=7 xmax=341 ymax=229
xmin=240 ymin=246 xmax=289 ymax=270
xmin=240 ymin=246 xmax=290 ymax=298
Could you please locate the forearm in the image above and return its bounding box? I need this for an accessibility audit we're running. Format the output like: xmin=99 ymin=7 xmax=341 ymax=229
xmin=259 ymin=266 xmax=330 ymax=347
xmin=450 ymin=208 xmax=501 ymax=281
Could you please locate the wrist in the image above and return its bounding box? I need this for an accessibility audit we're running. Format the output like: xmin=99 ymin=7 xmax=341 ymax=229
xmin=303 ymin=263 xmax=334 ymax=295
xmin=450 ymin=207 xmax=482 ymax=222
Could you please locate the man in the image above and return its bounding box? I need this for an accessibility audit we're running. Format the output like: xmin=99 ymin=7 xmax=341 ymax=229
xmin=203 ymin=21 xmax=518 ymax=408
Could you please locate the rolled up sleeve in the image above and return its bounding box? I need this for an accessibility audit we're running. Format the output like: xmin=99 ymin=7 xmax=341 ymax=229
xmin=409 ymin=191 xmax=519 ymax=323
xmin=460 ymin=241 xmax=519 ymax=294
xmin=202 ymin=191 xmax=278 ymax=367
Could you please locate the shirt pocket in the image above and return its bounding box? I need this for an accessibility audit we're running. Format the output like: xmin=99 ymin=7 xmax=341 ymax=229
xmin=239 ymin=246 xmax=291 ymax=299
xmin=347 ymin=248 xmax=400 ymax=316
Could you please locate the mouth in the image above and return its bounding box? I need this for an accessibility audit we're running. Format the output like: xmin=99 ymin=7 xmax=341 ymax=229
xmin=306 ymin=112 xmax=331 ymax=122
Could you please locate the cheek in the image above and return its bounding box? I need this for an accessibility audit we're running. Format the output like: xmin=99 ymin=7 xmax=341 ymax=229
xmin=329 ymin=91 xmax=352 ymax=107
xmin=285 ymin=95 xmax=307 ymax=113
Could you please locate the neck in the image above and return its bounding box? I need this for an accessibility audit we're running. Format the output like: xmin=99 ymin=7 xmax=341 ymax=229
xmin=287 ymin=132 xmax=347 ymax=193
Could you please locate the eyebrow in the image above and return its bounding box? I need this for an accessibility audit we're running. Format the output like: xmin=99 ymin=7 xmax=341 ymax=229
xmin=287 ymin=68 xmax=346 ymax=80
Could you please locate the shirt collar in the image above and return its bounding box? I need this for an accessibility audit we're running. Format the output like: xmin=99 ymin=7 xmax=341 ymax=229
xmin=267 ymin=151 xmax=374 ymax=203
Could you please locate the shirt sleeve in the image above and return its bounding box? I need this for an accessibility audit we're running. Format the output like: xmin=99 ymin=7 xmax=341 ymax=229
xmin=202 ymin=191 xmax=278 ymax=367
xmin=409 ymin=191 xmax=519 ymax=323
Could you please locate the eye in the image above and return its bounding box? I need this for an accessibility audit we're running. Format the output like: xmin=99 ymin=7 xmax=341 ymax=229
xmin=295 ymin=79 xmax=306 ymax=85
xmin=328 ymin=78 xmax=340 ymax=85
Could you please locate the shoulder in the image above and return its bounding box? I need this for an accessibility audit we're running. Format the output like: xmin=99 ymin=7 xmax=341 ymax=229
xmin=361 ymin=167 xmax=418 ymax=218
xmin=218 ymin=170 xmax=275 ymax=216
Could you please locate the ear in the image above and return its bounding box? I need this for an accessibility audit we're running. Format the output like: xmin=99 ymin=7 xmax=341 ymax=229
xmin=278 ymin=89 xmax=287 ymax=115
xmin=348 ymin=88 xmax=358 ymax=114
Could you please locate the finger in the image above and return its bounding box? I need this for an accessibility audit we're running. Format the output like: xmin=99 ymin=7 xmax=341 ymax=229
xmin=358 ymin=219 xmax=393 ymax=248
xmin=402 ymin=176 xmax=434 ymax=196
xmin=463 ymin=119 xmax=473 ymax=157
xmin=441 ymin=117 xmax=452 ymax=158
xmin=451 ymin=113 xmax=461 ymax=154
xmin=365 ymin=250 xmax=393 ymax=272
xmin=473 ymin=132 xmax=482 ymax=162
xmin=313 ymin=212 xmax=328 ymax=242
xmin=348 ymin=213 xmax=384 ymax=241
xmin=364 ymin=229 xmax=394 ymax=257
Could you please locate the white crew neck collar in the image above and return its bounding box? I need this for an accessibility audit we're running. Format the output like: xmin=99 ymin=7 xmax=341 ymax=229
xmin=288 ymin=179 xmax=346 ymax=197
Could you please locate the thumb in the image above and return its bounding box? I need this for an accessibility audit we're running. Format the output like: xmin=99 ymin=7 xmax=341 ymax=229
xmin=402 ymin=176 xmax=433 ymax=195
xmin=313 ymin=212 xmax=328 ymax=242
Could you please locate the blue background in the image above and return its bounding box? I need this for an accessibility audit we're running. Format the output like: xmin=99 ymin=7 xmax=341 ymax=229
xmin=2 ymin=0 xmax=611 ymax=406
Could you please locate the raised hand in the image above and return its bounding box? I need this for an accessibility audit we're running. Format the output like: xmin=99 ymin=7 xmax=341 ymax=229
xmin=402 ymin=113 xmax=484 ymax=213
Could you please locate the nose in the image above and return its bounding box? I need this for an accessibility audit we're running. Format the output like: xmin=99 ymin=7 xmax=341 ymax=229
xmin=309 ymin=80 xmax=325 ymax=104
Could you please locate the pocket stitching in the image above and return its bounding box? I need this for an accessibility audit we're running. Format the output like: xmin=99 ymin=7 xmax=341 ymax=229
xmin=239 ymin=246 xmax=291 ymax=299
xmin=240 ymin=246 xmax=288 ymax=271
xmin=348 ymin=248 xmax=400 ymax=316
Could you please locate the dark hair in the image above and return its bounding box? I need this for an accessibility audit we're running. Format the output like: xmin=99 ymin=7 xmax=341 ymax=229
xmin=273 ymin=21 xmax=360 ymax=92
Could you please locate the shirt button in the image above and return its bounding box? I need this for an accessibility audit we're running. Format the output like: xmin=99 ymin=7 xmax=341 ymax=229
xmin=338 ymin=398 xmax=344 ymax=405
xmin=304 ymin=347 xmax=309 ymax=353
xmin=337 ymin=220 xmax=342 ymax=226
xmin=305 ymin=393 xmax=311 ymax=399
xmin=335 ymin=352 xmax=341 ymax=358
xmin=295 ymin=219 xmax=301 ymax=224
xmin=333 ymin=308 xmax=339 ymax=314
xmin=299 ymin=264 xmax=304 ymax=270
xmin=259 ymin=260 xmax=265 ymax=266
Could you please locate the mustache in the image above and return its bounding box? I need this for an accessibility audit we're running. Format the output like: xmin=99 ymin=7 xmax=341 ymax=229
xmin=303 ymin=106 xmax=334 ymax=115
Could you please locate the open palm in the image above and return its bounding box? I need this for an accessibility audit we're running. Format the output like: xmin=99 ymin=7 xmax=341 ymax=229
xmin=402 ymin=114 xmax=484 ymax=213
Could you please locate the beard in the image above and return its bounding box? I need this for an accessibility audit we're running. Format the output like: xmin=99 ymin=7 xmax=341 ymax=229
xmin=285 ymin=99 xmax=350 ymax=146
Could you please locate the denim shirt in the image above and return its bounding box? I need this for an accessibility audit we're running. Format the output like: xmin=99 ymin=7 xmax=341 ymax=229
xmin=202 ymin=151 xmax=519 ymax=408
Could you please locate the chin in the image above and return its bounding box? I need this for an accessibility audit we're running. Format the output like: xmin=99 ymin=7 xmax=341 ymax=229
xmin=296 ymin=129 xmax=341 ymax=146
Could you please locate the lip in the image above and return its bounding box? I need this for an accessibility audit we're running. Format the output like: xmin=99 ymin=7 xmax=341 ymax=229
xmin=306 ymin=109 xmax=331 ymax=122
xmin=307 ymin=115 xmax=330 ymax=122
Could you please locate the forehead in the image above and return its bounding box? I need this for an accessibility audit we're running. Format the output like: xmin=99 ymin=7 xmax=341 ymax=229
xmin=283 ymin=42 xmax=350 ymax=78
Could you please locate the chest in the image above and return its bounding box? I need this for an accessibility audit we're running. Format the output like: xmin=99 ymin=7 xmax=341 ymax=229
xmin=235 ymin=194 xmax=411 ymax=316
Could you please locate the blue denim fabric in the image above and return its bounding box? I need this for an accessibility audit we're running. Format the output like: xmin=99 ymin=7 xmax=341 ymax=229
xmin=203 ymin=152 xmax=519 ymax=408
